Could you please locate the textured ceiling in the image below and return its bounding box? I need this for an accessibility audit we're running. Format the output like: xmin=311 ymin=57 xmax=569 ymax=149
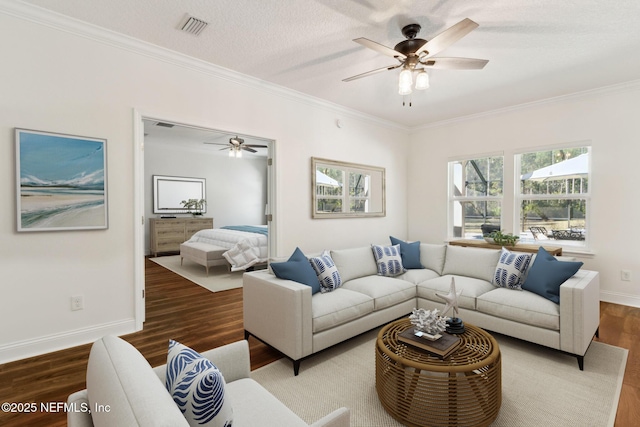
xmin=21 ymin=0 xmax=640 ymax=127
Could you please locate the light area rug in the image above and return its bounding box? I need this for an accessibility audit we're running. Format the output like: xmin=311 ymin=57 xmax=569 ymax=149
xmin=251 ymin=329 xmax=627 ymax=427
xmin=150 ymin=255 xmax=243 ymax=292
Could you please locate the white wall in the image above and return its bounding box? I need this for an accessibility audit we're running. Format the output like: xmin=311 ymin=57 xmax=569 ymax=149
xmin=408 ymin=84 xmax=640 ymax=307
xmin=144 ymin=142 xmax=268 ymax=253
xmin=0 ymin=5 xmax=408 ymax=362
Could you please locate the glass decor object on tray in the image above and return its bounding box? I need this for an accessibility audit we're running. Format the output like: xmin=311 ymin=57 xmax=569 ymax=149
xmin=408 ymin=308 xmax=447 ymax=340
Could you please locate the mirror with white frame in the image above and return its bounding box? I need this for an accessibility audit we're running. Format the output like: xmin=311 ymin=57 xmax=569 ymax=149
xmin=312 ymin=157 xmax=385 ymax=218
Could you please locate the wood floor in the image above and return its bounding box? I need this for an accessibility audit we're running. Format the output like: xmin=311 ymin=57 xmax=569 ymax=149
xmin=0 ymin=258 xmax=638 ymax=426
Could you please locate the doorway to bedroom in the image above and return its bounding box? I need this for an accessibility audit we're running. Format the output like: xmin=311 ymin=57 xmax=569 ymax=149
xmin=133 ymin=113 xmax=277 ymax=326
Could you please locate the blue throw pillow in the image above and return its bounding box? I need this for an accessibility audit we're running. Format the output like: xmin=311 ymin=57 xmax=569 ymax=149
xmin=492 ymin=247 xmax=532 ymax=290
xmin=389 ymin=236 xmax=423 ymax=269
xmin=271 ymin=247 xmax=321 ymax=294
xmin=166 ymin=340 xmax=233 ymax=427
xmin=522 ymin=247 xmax=583 ymax=303
xmin=371 ymin=244 xmax=406 ymax=277
xmin=309 ymin=250 xmax=342 ymax=293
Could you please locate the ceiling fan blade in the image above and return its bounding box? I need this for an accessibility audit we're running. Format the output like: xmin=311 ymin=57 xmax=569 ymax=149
xmin=218 ymin=147 xmax=230 ymax=151
xmin=241 ymin=146 xmax=258 ymax=153
xmin=343 ymin=63 xmax=402 ymax=82
xmin=421 ymin=57 xmax=488 ymax=70
xmin=245 ymin=144 xmax=268 ymax=148
xmin=353 ymin=38 xmax=406 ymax=60
xmin=416 ymin=18 xmax=479 ymax=59
xmin=203 ymin=142 xmax=228 ymax=146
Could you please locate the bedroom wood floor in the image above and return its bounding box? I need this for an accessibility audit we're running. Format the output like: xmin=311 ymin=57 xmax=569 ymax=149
xmin=0 ymin=258 xmax=638 ymax=427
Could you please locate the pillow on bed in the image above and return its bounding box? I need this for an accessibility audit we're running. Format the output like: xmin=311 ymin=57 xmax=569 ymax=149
xmin=270 ymin=247 xmax=321 ymax=294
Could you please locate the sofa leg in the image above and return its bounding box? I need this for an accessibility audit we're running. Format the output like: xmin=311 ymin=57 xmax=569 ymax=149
xmin=293 ymin=360 xmax=301 ymax=376
xmin=595 ymin=327 xmax=600 ymax=339
xmin=577 ymin=355 xmax=584 ymax=371
xmin=244 ymin=330 xmax=251 ymax=340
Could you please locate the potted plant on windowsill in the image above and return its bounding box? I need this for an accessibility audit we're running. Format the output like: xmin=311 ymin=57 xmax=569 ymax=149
xmin=180 ymin=198 xmax=206 ymax=216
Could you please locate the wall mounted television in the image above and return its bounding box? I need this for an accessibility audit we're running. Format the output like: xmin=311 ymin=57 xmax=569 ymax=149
xmin=153 ymin=175 xmax=206 ymax=214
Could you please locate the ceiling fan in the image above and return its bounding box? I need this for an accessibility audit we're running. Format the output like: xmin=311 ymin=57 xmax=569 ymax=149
xmin=343 ymin=18 xmax=488 ymax=96
xmin=204 ymin=136 xmax=267 ymax=158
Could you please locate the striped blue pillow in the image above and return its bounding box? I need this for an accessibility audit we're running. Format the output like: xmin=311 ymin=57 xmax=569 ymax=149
xmin=371 ymin=244 xmax=406 ymax=277
xmin=309 ymin=250 xmax=342 ymax=293
xmin=166 ymin=340 xmax=233 ymax=427
xmin=492 ymin=247 xmax=532 ymax=290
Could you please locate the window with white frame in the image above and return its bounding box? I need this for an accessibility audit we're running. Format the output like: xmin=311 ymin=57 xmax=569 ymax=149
xmin=448 ymin=155 xmax=503 ymax=239
xmin=517 ymin=146 xmax=590 ymax=247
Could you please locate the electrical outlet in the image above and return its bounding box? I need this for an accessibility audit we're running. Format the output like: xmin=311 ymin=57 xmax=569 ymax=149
xmin=71 ymin=295 xmax=84 ymax=311
xmin=621 ymin=270 xmax=631 ymax=282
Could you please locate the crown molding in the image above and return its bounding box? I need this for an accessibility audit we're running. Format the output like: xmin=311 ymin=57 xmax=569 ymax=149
xmin=411 ymin=79 xmax=640 ymax=132
xmin=0 ymin=0 xmax=408 ymax=132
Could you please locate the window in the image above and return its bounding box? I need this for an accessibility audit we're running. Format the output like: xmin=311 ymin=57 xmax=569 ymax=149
xmin=517 ymin=146 xmax=590 ymax=248
xmin=448 ymin=155 xmax=503 ymax=238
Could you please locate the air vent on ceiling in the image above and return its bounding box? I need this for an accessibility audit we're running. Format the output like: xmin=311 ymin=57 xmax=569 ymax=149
xmin=180 ymin=15 xmax=209 ymax=36
xmin=155 ymin=122 xmax=175 ymax=128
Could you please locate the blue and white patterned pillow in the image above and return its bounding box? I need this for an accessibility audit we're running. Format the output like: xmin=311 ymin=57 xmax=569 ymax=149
xmin=166 ymin=340 xmax=233 ymax=427
xmin=492 ymin=247 xmax=532 ymax=290
xmin=309 ymin=250 xmax=342 ymax=293
xmin=371 ymin=244 xmax=406 ymax=277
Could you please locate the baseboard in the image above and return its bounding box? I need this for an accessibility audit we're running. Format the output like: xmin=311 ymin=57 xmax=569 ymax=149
xmin=0 ymin=319 xmax=138 ymax=364
xmin=600 ymin=290 xmax=640 ymax=308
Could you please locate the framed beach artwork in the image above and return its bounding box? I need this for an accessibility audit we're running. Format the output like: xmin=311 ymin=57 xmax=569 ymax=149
xmin=15 ymin=129 xmax=108 ymax=232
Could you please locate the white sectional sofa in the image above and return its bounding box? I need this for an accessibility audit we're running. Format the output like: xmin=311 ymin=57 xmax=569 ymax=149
xmin=243 ymin=243 xmax=600 ymax=375
xmin=67 ymin=336 xmax=350 ymax=427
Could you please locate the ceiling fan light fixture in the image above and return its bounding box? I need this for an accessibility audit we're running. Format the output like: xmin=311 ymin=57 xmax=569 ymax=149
xmin=415 ymin=70 xmax=430 ymax=90
xmin=399 ymin=69 xmax=412 ymax=86
xmin=398 ymin=83 xmax=412 ymax=96
xmin=398 ymin=69 xmax=413 ymax=95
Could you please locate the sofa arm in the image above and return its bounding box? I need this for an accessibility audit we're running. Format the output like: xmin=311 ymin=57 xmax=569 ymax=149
xmin=200 ymin=340 xmax=251 ymax=383
xmin=310 ymin=407 xmax=350 ymax=427
xmin=243 ymin=270 xmax=313 ymax=361
xmin=67 ymin=389 xmax=93 ymax=427
xmin=559 ymin=270 xmax=600 ymax=356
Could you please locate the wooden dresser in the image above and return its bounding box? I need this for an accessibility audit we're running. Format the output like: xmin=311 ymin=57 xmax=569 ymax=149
xmin=149 ymin=217 xmax=213 ymax=256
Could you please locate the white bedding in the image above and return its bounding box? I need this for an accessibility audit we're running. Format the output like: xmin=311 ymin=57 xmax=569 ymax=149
xmin=187 ymin=226 xmax=268 ymax=271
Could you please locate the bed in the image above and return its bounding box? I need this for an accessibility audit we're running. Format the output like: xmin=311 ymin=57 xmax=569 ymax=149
xmin=185 ymin=225 xmax=268 ymax=271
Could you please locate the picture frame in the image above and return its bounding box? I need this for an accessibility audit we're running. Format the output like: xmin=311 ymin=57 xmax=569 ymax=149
xmin=15 ymin=128 xmax=108 ymax=232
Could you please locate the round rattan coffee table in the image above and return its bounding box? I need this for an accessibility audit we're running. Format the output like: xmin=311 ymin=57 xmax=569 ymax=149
xmin=376 ymin=318 xmax=501 ymax=427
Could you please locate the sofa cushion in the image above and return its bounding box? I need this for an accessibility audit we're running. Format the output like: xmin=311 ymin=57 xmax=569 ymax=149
xmin=270 ymin=247 xmax=321 ymax=294
xmin=390 ymin=236 xmax=423 ymax=269
xmin=477 ymin=288 xmax=560 ymax=330
xmin=522 ymin=247 xmax=583 ymax=303
xmin=309 ymin=250 xmax=342 ymax=293
xmin=492 ymin=247 xmax=532 ymax=290
xmin=166 ymin=340 xmax=233 ymax=427
xmin=371 ymin=244 xmax=406 ymax=276
xmin=225 ymin=378 xmax=308 ymax=427
xmin=311 ymin=288 xmax=374 ymax=333
xmin=398 ymin=267 xmax=441 ymax=285
xmin=417 ymin=275 xmax=495 ymax=310
xmin=341 ymin=276 xmax=416 ymax=311
xmin=330 ymin=246 xmax=378 ymax=282
xmin=86 ymin=335 xmax=189 ymax=427
xmin=442 ymin=245 xmax=501 ymax=282
xmin=419 ymin=243 xmax=448 ymax=275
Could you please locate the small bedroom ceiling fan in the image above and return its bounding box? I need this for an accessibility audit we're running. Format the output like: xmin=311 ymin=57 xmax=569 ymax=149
xmin=204 ymin=136 xmax=267 ymax=158
xmin=343 ymin=18 xmax=488 ymax=98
